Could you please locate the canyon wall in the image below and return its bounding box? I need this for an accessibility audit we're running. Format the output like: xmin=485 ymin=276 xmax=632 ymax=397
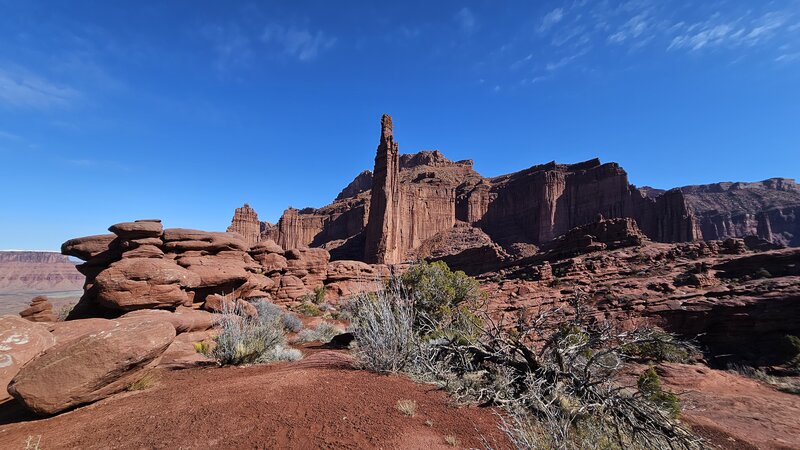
xmin=228 ymin=114 xmax=800 ymax=267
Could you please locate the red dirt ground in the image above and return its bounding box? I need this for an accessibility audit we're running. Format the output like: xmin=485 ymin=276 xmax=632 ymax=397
xmin=0 ymin=351 xmax=510 ymax=450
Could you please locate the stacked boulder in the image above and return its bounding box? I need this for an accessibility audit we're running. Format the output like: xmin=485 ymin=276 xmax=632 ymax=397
xmin=19 ymin=296 xmax=57 ymax=322
xmin=62 ymin=220 xmax=390 ymax=319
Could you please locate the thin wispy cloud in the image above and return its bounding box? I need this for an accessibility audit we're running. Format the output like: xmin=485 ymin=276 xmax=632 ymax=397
xmin=500 ymin=1 xmax=799 ymax=90
xmin=261 ymin=24 xmax=337 ymax=61
xmin=455 ymin=8 xmax=477 ymax=34
xmin=608 ymin=13 xmax=651 ymax=44
xmin=669 ymin=11 xmax=792 ymax=52
xmin=539 ymin=8 xmax=564 ymax=33
xmin=0 ymin=67 xmax=80 ymax=110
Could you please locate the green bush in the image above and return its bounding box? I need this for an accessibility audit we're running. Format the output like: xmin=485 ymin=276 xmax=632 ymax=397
xmin=623 ymin=330 xmax=692 ymax=363
xmin=638 ymin=367 xmax=681 ymax=418
xmin=293 ymin=302 xmax=323 ymax=317
xmin=782 ymin=335 xmax=800 ymax=370
xmin=400 ymin=261 xmax=483 ymax=342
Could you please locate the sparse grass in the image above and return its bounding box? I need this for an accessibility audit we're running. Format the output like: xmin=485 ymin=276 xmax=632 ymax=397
xmin=193 ymin=341 xmax=211 ymax=355
xmin=293 ymin=321 xmax=344 ymax=344
xmin=127 ymin=371 xmax=157 ymax=391
xmin=728 ymin=363 xmax=800 ymax=395
xmin=444 ymin=435 xmax=459 ymax=447
xmin=396 ymin=399 xmax=417 ymax=417
xmin=24 ymin=435 xmax=41 ymax=450
xmin=425 ymin=419 xmax=434 ymax=427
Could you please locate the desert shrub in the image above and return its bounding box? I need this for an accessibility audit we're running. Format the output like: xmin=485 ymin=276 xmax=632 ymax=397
xmin=193 ymin=341 xmax=211 ymax=355
xmin=293 ymin=302 xmax=323 ymax=317
xmin=781 ymin=334 xmax=800 ymax=370
xmin=349 ymin=282 xmax=416 ymax=373
xmin=294 ymin=321 xmax=344 ymax=344
xmin=400 ymin=261 xmax=483 ymax=342
xmin=622 ymin=329 xmax=693 ymax=363
xmin=127 ymin=371 xmax=157 ymax=391
xmin=254 ymin=300 xmax=304 ymax=332
xmin=638 ymin=367 xmax=681 ymax=418
xmin=262 ymin=344 xmax=303 ymax=362
xmin=313 ymin=286 xmax=326 ymax=304
xmin=419 ymin=293 xmax=700 ymax=449
xmin=212 ymin=301 xmax=288 ymax=365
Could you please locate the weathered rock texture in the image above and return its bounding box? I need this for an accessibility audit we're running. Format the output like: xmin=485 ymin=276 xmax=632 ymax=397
xmin=61 ymin=220 xmax=387 ymax=319
xmin=0 ymin=316 xmax=55 ymax=403
xmin=226 ymin=203 xmax=263 ymax=246
xmin=8 ymin=317 xmax=175 ymax=415
xmin=230 ymin=114 xmax=799 ymax=270
xmin=486 ymin=239 xmax=800 ymax=368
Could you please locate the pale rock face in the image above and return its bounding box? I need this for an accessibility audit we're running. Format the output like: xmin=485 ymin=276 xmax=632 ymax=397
xmin=0 ymin=316 xmax=55 ymax=403
xmin=8 ymin=317 xmax=175 ymax=415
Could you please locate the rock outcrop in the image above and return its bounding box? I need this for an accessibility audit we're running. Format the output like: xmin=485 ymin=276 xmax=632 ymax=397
xmin=229 ymin=115 xmax=800 ymax=273
xmin=0 ymin=316 xmax=55 ymax=403
xmin=364 ymin=114 xmax=402 ymax=264
xmin=8 ymin=317 xmax=175 ymax=415
xmin=60 ymin=220 xmax=389 ymax=319
xmin=226 ymin=203 xmax=263 ymax=246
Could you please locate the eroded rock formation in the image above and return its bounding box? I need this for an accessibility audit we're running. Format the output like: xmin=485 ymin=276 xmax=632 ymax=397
xmin=60 ymin=220 xmax=388 ymax=320
xmin=228 ymin=114 xmax=800 ymax=272
xmin=226 ymin=203 xmax=262 ymax=246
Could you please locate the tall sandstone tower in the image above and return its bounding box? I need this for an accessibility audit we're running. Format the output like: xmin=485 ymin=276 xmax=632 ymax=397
xmin=364 ymin=114 xmax=402 ymax=264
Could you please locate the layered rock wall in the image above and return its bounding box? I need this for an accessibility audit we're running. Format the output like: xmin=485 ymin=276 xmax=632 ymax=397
xmin=228 ymin=114 xmax=800 ymax=269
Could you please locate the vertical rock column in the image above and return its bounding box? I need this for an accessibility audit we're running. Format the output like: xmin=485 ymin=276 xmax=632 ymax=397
xmin=364 ymin=114 xmax=402 ymax=264
xmin=227 ymin=203 xmax=261 ymax=246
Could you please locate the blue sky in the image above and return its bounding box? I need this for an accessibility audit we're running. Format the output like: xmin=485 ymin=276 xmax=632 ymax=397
xmin=1 ymin=0 xmax=799 ymax=250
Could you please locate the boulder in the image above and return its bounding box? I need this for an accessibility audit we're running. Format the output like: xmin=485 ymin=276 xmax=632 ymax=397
xmin=61 ymin=234 xmax=118 ymax=261
xmin=255 ymin=252 xmax=288 ymax=273
xmin=121 ymin=244 xmax=164 ymax=259
xmin=162 ymin=229 xmax=248 ymax=253
xmin=176 ymin=253 xmax=256 ymax=288
xmin=286 ymin=247 xmax=330 ymax=288
xmin=250 ymin=239 xmax=284 ymax=256
xmin=48 ymin=318 xmax=118 ymax=345
xmin=19 ymin=296 xmax=57 ymax=322
xmin=203 ymin=294 xmax=257 ymax=318
xmin=94 ymin=258 xmax=201 ymax=311
xmin=275 ymin=275 xmax=309 ymax=301
xmin=0 ymin=316 xmax=55 ymax=403
xmin=121 ymin=307 xmax=217 ymax=334
xmin=109 ymin=220 xmax=163 ymax=240
xmin=8 ymin=318 xmax=175 ymax=415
